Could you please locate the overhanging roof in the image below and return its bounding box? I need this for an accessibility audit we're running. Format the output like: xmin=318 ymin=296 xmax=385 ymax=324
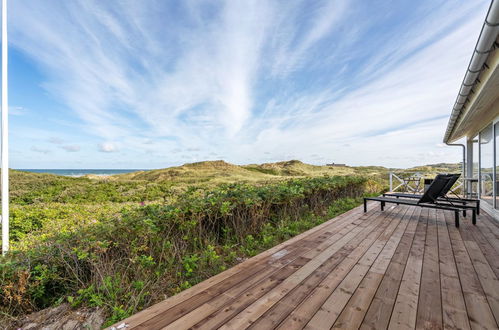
xmin=444 ymin=0 xmax=499 ymax=143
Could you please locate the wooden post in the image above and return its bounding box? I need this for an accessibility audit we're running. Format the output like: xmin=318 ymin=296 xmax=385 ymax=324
xmin=1 ymin=0 xmax=8 ymax=255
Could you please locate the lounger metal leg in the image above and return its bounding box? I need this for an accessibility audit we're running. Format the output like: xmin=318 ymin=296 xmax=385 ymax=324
xmin=454 ymin=210 xmax=459 ymax=228
xmin=364 ymin=199 xmax=367 ymax=213
xmin=472 ymin=209 xmax=476 ymax=225
xmin=477 ymin=200 xmax=480 ymax=215
xmin=463 ymin=209 xmax=466 ymax=217
xmin=396 ymin=196 xmax=399 ymax=205
xmin=381 ymin=201 xmax=385 ymax=211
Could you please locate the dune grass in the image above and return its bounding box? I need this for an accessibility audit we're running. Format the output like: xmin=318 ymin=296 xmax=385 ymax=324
xmin=1 ymin=159 xmax=458 ymax=325
xmin=1 ymin=169 xmax=382 ymax=326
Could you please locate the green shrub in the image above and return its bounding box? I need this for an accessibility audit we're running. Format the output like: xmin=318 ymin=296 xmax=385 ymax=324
xmin=0 ymin=175 xmax=381 ymax=324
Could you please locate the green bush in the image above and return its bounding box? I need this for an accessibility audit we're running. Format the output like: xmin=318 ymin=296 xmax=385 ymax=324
xmin=0 ymin=175 xmax=380 ymax=324
xmin=7 ymin=170 xmax=174 ymax=205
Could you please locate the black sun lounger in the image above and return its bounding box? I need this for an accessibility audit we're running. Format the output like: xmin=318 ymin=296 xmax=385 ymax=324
xmin=382 ymin=173 xmax=480 ymax=214
xmin=364 ymin=175 xmax=477 ymax=227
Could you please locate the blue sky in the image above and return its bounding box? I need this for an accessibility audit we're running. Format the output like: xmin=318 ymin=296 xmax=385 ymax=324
xmin=7 ymin=0 xmax=490 ymax=169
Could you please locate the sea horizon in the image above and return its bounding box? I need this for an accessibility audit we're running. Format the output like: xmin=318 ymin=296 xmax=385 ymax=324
xmin=17 ymin=169 xmax=144 ymax=177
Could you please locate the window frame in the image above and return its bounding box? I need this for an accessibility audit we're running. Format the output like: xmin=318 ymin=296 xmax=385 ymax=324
xmin=477 ymin=115 xmax=499 ymax=209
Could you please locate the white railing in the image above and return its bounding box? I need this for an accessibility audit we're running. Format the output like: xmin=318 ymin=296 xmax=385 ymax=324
xmin=388 ymin=171 xmax=464 ymax=196
xmin=389 ymin=172 xmax=424 ymax=194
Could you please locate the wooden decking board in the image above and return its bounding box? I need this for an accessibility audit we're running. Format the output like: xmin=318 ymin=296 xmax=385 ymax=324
xmin=462 ymin=239 xmax=499 ymax=326
xmin=218 ymin=207 xmax=402 ymax=330
xmin=444 ymin=210 xmax=498 ymax=330
xmin=305 ymin=206 xmax=408 ymax=329
xmin=359 ymin=207 xmax=422 ymax=330
xmin=170 ymin=257 xmax=312 ymax=330
xmin=388 ymin=208 xmax=429 ymax=330
xmin=415 ymin=208 xmax=443 ymax=329
xmin=466 ymin=216 xmax=499 ymax=280
xmin=274 ymin=206 xmax=407 ymax=330
xmin=476 ymin=212 xmax=499 ymax=252
xmin=248 ymin=206 xmax=411 ymax=330
xmin=109 ymin=203 xmax=499 ymax=330
xmin=459 ymin=220 xmax=499 ymax=326
xmin=476 ymin=218 xmax=499 ymax=254
xmin=331 ymin=206 xmax=415 ymax=329
xmin=473 ymin=214 xmax=499 ymax=278
xmin=436 ymin=209 xmax=471 ymax=330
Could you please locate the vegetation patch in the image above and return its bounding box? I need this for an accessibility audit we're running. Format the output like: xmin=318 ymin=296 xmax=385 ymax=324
xmin=0 ymin=175 xmax=381 ymax=326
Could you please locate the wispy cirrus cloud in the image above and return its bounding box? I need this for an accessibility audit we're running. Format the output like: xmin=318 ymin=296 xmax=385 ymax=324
xmin=10 ymin=106 xmax=26 ymax=116
xmin=10 ymin=0 xmax=489 ymax=168
xmin=30 ymin=146 xmax=50 ymax=154
xmin=48 ymin=137 xmax=64 ymax=145
xmin=61 ymin=145 xmax=81 ymax=152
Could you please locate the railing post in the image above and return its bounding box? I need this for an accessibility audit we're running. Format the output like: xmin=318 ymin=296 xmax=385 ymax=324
xmin=389 ymin=172 xmax=393 ymax=192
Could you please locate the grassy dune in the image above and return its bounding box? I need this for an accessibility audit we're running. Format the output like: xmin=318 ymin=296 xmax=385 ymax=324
xmin=115 ymin=159 xmax=388 ymax=185
xmin=0 ymin=160 xmax=459 ymax=326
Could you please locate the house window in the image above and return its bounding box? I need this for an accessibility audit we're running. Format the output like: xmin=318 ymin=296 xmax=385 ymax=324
xmin=480 ymin=124 xmax=493 ymax=205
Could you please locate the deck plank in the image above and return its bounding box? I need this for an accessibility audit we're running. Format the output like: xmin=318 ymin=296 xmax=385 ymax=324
xmin=331 ymin=206 xmax=415 ymax=329
xmin=274 ymin=206 xmax=405 ymax=330
xmin=246 ymin=207 xmax=406 ymax=330
xmin=388 ymin=208 xmax=428 ymax=330
xmin=218 ymin=207 xmax=401 ymax=330
xmin=108 ymin=204 xmax=499 ymax=330
xmin=475 ymin=215 xmax=499 ymax=254
xmin=436 ymin=209 xmax=470 ymax=330
xmin=359 ymin=206 xmax=421 ymax=330
xmin=443 ymin=211 xmax=498 ymax=330
xmin=459 ymin=220 xmax=499 ymax=327
xmin=468 ymin=216 xmax=499 ymax=279
xmin=415 ymin=208 xmax=443 ymax=329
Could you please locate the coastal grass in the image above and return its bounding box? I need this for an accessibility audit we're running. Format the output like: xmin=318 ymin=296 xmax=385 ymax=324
xmin=3 ymin=159 xmax=464 ymax=326
xmin=0 ymin=174 xmax=381 ymax=326
xmin=114 ymin=160 xmax=389 ymax=185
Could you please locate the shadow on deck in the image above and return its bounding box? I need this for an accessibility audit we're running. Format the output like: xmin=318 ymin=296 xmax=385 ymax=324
xmin=109 ymin=202 xmax=499 ymax=329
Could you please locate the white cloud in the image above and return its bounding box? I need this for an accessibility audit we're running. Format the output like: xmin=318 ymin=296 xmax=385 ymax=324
xmin=98 ymin=142 xmax=119 ymax=153
xmin=9 ymin=1 xmax=490 ymax=168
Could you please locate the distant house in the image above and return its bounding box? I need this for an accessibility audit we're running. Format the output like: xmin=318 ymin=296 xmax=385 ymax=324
xmin=326 ymin=163 xmax=347 ymax=167
xmin=444 ymin=1 xmax=499 ymax=219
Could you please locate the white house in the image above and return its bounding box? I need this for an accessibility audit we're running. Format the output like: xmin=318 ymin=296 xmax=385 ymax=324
xmin=444 ymin=0 xmax=499 ymax=218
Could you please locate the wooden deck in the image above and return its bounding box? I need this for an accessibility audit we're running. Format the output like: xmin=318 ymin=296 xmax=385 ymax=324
xmin=110 ymin=202 xmax=499 ymax=330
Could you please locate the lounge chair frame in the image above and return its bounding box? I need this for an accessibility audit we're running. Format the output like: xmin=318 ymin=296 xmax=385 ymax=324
xmin=382 ymin=173 xmax=480 ymax=214
xmin=364 ymin=174 xmax=478 ymax=227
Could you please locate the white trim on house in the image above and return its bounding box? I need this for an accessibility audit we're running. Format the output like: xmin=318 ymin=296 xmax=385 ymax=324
xmin=445 ymin=0 xmax=499 ymax=143
xmin=469 ymin=114 xmax=499 ymax=221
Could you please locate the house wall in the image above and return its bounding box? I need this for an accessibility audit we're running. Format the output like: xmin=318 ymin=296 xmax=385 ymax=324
xmin=467 ymin=113 xmax=499 ymax=221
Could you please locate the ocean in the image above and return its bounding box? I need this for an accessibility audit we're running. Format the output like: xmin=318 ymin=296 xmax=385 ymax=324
xmin=18 ymin=169 xmax=142 ymax=177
